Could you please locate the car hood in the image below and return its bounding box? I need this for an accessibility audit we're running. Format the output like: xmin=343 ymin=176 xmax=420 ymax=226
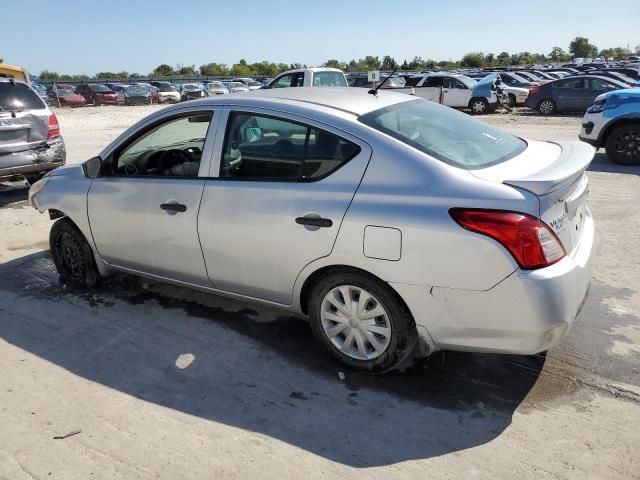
xmin=472 ymin=73 xmax=497 ymax=98
xmin=595 ymin=88 xmax=640 ymax=104
xmin=45 ymin=164 xmax=81 ymax=177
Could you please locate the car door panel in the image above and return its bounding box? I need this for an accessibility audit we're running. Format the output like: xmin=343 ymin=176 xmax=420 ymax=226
xmin=88 ymin=108 xmax=220 ymax=286
xmin=198 ymin=107 xmax=372 ymax=305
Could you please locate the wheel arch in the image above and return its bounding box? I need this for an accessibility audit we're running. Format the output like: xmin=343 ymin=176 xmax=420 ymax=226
xmin=598 ymin=116 xmax=640 ymax=147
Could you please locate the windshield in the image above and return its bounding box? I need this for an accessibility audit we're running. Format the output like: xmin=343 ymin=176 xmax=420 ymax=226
xmin=455 ymin=75 xmax=477 ymax=89
xmin=359 ymin=100 xmax=526 ymax=170
xmin=159 ymin=85 xmax=177 ymax=92
xmin=183 ymin=84 xmax=199 ymax=90
xmin=58 ymin=89 xmax=75 ymax=95
xmin=227 ymin=82 xmax=244 ymax=88
xmin=208 ymin=82 xmax=225 ymax=88
xmin=312 ymin=72 xmax=348 ymax=87
xmin=127 ymin=85 xmax=147 ymax=94
xmin=506 ymin=72 xmax=529 ymax=83
xmin=0 ymin=82 xmax=46 ymax=110
xmin=89 ymin=84 xmax=112 ymax=92
xmin=248 ymin=81 xmax=262 ymax=87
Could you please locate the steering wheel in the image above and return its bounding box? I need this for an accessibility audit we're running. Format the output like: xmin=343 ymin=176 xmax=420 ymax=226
xmin=156 ymin=149 xmax=193 ymax=174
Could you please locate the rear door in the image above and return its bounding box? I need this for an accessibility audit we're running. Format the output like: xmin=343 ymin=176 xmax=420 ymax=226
xmin=88 ymin=107 xmax=221 ymax=285
xmin=442 ymin=77 xmax=469 ymax=107
xmin=198 ymin=107 xmax=371 ymax=304
xmin=554 ymin=78 xmax=585 ymax=111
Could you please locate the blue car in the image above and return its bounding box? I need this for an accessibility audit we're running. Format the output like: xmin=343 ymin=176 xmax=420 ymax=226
xmin=579 ymin=88 xmax=640 ymax=165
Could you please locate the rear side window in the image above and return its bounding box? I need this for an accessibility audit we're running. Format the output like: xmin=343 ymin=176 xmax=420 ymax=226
xmin=556 ymin=79 xmax=583 ymax=89
xmin=312 ymin=72 xmax=348 ymax=87
xmin=360 ymin=99 xmax=526 ymax=170
xmin=221 ymin=112 xmax=360 ymax=181
xmin=0 ymin=82 xmax=45 ymax=110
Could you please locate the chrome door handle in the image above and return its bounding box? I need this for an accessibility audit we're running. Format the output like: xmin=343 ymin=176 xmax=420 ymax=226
xmin=295 ymin=216 xmax=333 ymax=228
xmin=160 ymin=203 xmax=187 ymax=213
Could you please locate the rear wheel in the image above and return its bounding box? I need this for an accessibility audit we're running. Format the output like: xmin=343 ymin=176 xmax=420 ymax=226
xmin=605 ymin=124 xmax=640 ymax=166
xmin=308 ymin=270 xmax=417 ymax=374
xmin=92 ymin=95 xmax=99 ymax=106
xmin=507 ymin=94 xmax=516 ymax=108
xmin=537 ymin=98 xmax=556 ymax=115
xmin=50 ymin=218 xmax=101 ymax=291
xmin=469 ymin=97 xmax=489 ymax=114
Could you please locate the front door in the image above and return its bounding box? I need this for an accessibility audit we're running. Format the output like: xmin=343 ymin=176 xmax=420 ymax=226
xmin=198 ymin=108 xmax=371 ymax=304
xmin=442 ymin=77 xmax=470 ymax=107
xmin=88 ymin=109 xmax=218 ymax=285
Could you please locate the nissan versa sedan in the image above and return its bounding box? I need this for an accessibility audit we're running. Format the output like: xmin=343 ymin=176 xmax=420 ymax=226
xmin=29 ymin=88 xmax=594 ymax=373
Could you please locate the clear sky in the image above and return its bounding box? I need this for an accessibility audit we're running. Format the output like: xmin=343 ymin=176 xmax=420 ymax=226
xmin=3 ymin=0 xmax=639 ymax=75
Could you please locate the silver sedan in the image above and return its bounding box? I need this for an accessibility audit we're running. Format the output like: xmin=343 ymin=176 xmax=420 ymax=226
xmin=29 ymin=88 xmax=595 ymax=373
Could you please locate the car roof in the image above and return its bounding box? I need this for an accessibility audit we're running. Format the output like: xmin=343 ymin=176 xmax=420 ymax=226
xmin=559 ymin=75 xmax=629 ymax=86
xmin=181 ymin=87 xmax=415 ymax=116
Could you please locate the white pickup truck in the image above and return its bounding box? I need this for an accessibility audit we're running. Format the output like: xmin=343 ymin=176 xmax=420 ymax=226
xmin=265 ymin=68 xmax=349 ymax=89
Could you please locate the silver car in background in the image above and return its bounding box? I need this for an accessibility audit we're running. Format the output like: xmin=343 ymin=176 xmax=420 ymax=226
xmin=1 ymin=78 xmax=66 ymax=184
xmin=223 ymin=81 xmax=250 ymax=93
xmin=29 ymin=88 xmax=594 ymax=373
xmin=205 ymin=81 xmax=229 ymax=96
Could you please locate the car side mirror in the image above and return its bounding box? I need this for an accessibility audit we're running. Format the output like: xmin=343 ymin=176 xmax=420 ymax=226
xmin=82 ymin=156 xmax=102 ymax=178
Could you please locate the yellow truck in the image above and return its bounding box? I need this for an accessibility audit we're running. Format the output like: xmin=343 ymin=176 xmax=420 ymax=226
xmin=0 ymin=63 xmax=30 ymax=83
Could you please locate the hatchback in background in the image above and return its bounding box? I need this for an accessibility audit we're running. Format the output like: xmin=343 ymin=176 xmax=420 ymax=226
xmin=75 ymin=84 xmax=119 ymax=106
xmin=0 ymin=78 xmax=66 ymax=184
xmin=48 ymin=87 xmax=86 ymax=107
xmin=180 ymin=83 xmax=205 ymax=101
xmin=526 ymin=76 xmax=629 ymax=114
xmin=157 ymin=84 xmax=180 ymax=103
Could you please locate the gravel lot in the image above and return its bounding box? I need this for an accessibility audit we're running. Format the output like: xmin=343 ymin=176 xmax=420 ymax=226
xmin=1 ymin=104 xmax=639 ymax=479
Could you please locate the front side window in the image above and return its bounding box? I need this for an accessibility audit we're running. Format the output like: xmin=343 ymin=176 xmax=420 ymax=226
xmin=220 ymin=112 xmax=360 ymax=181
xmin=588 ymin=78 xmax=616 ymax=90
xmin=271 ymin=74 xmax=293 ymax=88
xmin=114 ymin=113 xmax=212 ymax=177
xmin=360 ymin=100 xmax=526 ymax=170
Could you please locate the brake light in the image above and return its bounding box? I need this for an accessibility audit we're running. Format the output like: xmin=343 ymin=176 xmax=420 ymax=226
xmin=48 ymin=114 xmax=60 ymax=139
xmin=529 ymin=86 xmax=540 ymax=95
xmin=449 ymin=209 xmax=565 ymax=269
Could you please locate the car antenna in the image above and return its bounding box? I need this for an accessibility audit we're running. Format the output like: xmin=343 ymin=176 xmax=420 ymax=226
xmin=368 ymin=68 xmax=398 ymax=95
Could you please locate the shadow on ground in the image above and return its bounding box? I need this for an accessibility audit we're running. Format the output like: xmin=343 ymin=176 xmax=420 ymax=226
xmin=0 ymin=181 xmax=29 ymax=208
xmin=587 ymin=152 xmax=640 ymax=175
xmin=4 ymin=252 xmax=633 ymax=467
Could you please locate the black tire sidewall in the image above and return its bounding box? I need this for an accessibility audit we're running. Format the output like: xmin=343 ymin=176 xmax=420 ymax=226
xmin=49 ymin=219 xmax=100 ymax=290
xmin=605 ymin=125 xmax=640 ymax=166
xmin=308 ymin=271 xmax=417 ymax=374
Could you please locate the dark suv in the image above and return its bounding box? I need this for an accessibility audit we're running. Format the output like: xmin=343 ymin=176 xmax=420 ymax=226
xmin=0 ymin=78 xmax=66 ymax=184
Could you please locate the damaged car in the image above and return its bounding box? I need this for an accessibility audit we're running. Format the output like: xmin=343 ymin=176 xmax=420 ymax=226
xmin=0 ymin=78 xmax=66 ymax=184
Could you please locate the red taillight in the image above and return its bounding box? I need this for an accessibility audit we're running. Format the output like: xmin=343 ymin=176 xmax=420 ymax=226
xmin=449 ymin=209 xmax=566 ymax=270
xmin=48 ymin=114 xmax=60 ymax=139
xmin=529 ymin=86 xmax=540 ymax=95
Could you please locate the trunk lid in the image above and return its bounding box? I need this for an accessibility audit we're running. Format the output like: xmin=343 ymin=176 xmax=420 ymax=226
xmin=0 ymin=110 xmax=49 ymax=154
xmin=471 ymin=140 xmax=595 ymax=253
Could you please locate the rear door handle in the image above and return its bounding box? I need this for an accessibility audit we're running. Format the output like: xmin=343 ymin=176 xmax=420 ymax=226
xmin=295 ymin=216 xmax=333 ymax=228
xmin=160 ymin=203 xmax=187 ymax=213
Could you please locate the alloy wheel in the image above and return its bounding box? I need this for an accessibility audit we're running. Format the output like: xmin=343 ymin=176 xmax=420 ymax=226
xmin=613 ymin=129 xmax=640 ymax=162
xmin=539 ymin=100 xmax=555 ymax=114
xmin=472 ymin=101 xmax=486 ymax=113
xmin=320 ymin=285 xmax=391 ymax=361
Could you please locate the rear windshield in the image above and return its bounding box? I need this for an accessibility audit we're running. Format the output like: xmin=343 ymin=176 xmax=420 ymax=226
xmin=0 ymin=82 xmax=46 ymax=111
xmin=159 ymin=85 xmax=177 ymax=92
xmin=90 ymin=84 xmax=112 ymax=92
xmin=359 ymin=100 xmax=526 ymax=169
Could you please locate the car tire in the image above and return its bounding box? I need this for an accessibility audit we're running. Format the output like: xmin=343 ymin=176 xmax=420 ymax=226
xmin=147 ymin=97 xmax=152 ymax=105
xmin=469 ymin=97 xmax=489 ymax=114
xmin=605 ymin=124 xmax=640 ymax=166
xmin=537 ymin=98 xmax=556 ymax=115
xmin=92 ymin=96 xmax=100 ymax=106
xmin=24 ymin=174 xmax=44 ymax=185
xmin=49 ymin=218 xmax=101 ymax=291
xmin=508 ymin=94 xmax=516 ymax=108
xmin=308 ymin=269 xmax=418 ymax=374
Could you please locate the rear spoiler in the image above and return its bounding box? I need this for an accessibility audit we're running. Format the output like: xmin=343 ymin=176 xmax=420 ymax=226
xmin=503 ymin=141 xmax=595 ymax=196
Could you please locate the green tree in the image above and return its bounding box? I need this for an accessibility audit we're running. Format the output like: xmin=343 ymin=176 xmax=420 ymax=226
xmin=230 ymin=62 xmax=253 ymax=77
xmin=95 ymin=71 xmax=117 ymax=78
xmin=323 ymin=59 xmax=344 ymax=70
xmin=460 ymin=52 xmax=484 ymax=68
xmin=177 ymin=65 xmax=196 ymax=75
xmin=151 ymin=64 xmax=174 ymax=76
xmin=0 ymin=58 xmax=3 ymax=63
xmin=39 ymin=70 xmax=60 ymax=81
xmin=569 ymin=37 xmax=598 ymax=58
xmin=381 ymin=55 xmax=397 ymax=70
xmin=484 ymin=53 xmax=495 ymax=66
xmin=496 ymin=51 xmax=510 ymax=65
xmin=199 ymin=62 xmax=229 ymax=76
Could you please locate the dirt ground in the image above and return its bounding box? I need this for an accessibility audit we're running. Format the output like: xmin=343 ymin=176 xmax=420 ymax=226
xmin=1 ymin=105 xmax=639 ymax=479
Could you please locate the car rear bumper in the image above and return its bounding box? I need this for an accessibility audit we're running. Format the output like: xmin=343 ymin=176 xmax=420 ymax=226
xmin=0 ymin=138 xmax=66 ymax=179
xmin=392 ymin=211 xmax=594 ymax=355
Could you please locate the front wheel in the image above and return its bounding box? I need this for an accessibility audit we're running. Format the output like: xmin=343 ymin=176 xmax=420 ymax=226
xmin=50 ymin=218 xmax=101 ymax=291
xmin=605 ymin=124 xmax=640 ymax=166
xmin=308 ymin=270 xmax=417 ymax=374
xmin=469 ymin=97 xmax=489 ymax=114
